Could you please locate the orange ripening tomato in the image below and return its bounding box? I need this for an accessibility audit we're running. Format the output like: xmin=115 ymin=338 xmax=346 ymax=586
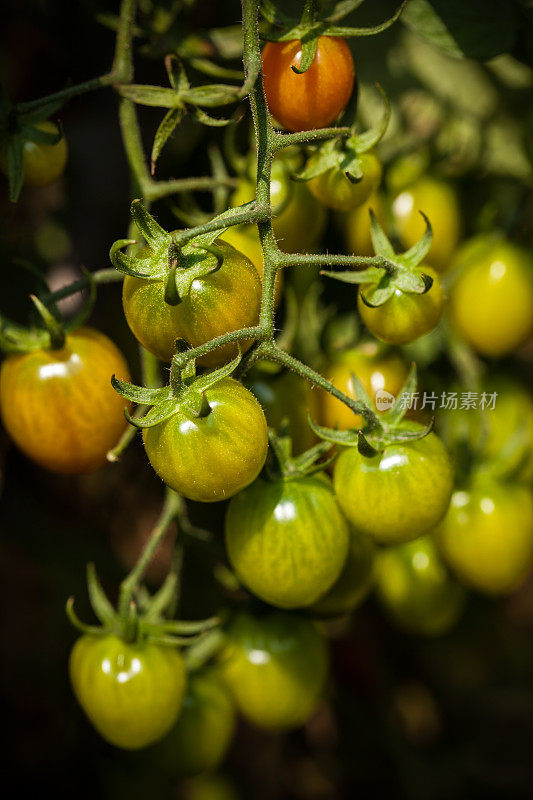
xmin=0 ymin=327 xmax=131 ymax=474
xmin=262 ymin=37 xmax=355 ymax=132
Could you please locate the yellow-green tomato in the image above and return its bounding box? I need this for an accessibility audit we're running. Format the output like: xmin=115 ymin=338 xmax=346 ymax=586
xmin=143 ymin=378 xmax=268 ymax=503
xmin=225 ymin=474 xmax=349 ymax=609
xmin=390 ymin=177 xmax=461 ymax=273
xmin=1 ymin=120 xmax=68 ymax=187
xmin=221 ymin=611 xmax=329 ymax=731
xmin=122 ymin=240 xmax=261 ymax=366
xmin=308 ymin=152 xmax=382 ymax=212
xmin=310 ymin=528 xmax=375 ymax=617
xmin=333 ymin=422 xmax=454 ymax=544
xmin=435 ymin=480 xmax=533 ymax=595
xmin=154 ymin=671 xmax=235 ymax=777
xmin=220 ymin=225 xmax=283 ymax=306
xmin=374 ymin=535 xmax=466 ymax=636
xmin=358 ymin=266 xmax=445 ymax=345
xmin=449 ymin=240 xmax=533 ymax=358
xmin=69 ymin=634 xmax=186 ymax=749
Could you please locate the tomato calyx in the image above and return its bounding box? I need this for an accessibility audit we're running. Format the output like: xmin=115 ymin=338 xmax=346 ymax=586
xmin=66 ymin=562 xmax=219 ymax=648
xmin=309 ymin=363 xmax=434 ymax=457
xmin=265 ymin=429 xmax=335 ymax=481
xmin=112 ymin=349 xmax=242 ymax=429
xmin=0 ymin=265 xmax=96 ymax=355
xmin=261 ymin=0 xmax=406 ymax=74
xmin=294 ymin=86 xmax=389 ymax=186
xmin=322 ymin=210 xmax=435 ymax=307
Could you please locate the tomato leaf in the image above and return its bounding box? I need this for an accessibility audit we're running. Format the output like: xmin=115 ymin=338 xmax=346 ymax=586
xmin=151 ymin=108 xmax=184 ymax=174
xmin=118 ymin=84 xmax=183 ymax=108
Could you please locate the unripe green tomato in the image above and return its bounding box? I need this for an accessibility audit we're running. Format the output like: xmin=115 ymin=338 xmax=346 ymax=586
xmin=333 ymin=422 xmax=454 ymax=544
xmin=153 ymin=671 xmax=235 ymax=777
xmin=122 ymin=240 xmax=261 ymax=366
xmin=308 ymin=152 xmax=382 ymax=212
xmin=437 ymin=376 xmax=533 ymax=483
xmin=342 ymin=191 xmax=387 ymax=257
xmin=69 ymin=634 xmax=186 ymax=749
xmin=435 ymin=480 xmax=533 ymax=595
xmin=357 ymin=266 xmax=445 ymax=345
xmin=230 ymin=166 xmax=327 ymax=253
xmin=310 ymin=527 xmax=375 ymax=617
xmin=225 ymin=474 xmax=349 ymax=608
xmin=448 ymin=239 xmax=533 ymax=358
xmin=221 ymin=611 xmax=329 ymax=731
xmin=143 ymin=378 xmax=268 ymax=503
xmin=390 ymin=177 xmax=461 ymax=273
xmin=374 ymin=535 xmax=466 ymax=636
xmin=0 ymin=120 xmax=68 ymax=187
xmin=246 ymin=366 xmax=318 ymax=454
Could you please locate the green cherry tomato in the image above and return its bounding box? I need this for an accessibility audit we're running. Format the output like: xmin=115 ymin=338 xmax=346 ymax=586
xmin=438 ymin=376 xmax=533 ymax=482
xmin=449 ymin=239 xmax=533 ymax=357
xmin=390 ymin=177 xmax=461 ymax=273
xmin=122 ymin=240 xmax=261 ymax=366
xmin=231 ymin=166 xmax=327 ymax=254
xmin=1 ymin=120 xmax=68 ymax=187
xmin=319 ymin=342 xmax=409 ymax=431
xmin=308 ymin=152 xmax=382 ymax=212
xmin=246 ymin=366 xmax=318 ymax=454
xmin=220 ymin=225 xmax=283 ymax=306
xmin=69 ymin=634 xmax=186 ymax=749
xmin=225 ymin=474 xmax=349 ymax=609
xmin=333 ymin=422 xmax=454 ymax=544
xmin=0 ymin=327 xmax=131 ymax=475
xmin=143 ymin=378 xmax=268 ymax=503
xmin=374 ymin=535 xmax=466 ymax=636
xmin=358 ymin=266 xmax=445 ymax=345
xmin=310 ymin=527 xmax=375 ymax=617
xmin=221 ymin=611 xmax=329 ymax=731
xmin=153 ymin=670 xmax=235 ymax=777
xmin=435 ymin=479 xmax=533 ymax=595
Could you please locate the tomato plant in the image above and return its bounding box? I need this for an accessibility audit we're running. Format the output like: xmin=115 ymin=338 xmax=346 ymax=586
xmin=153 ymin=670 xmax=235 ymax=776
xmin=309 ymin=151 xmax=382 ymax=211
xmin=0 ymin=327 xmax=131 ymax=474
xmin=262 ymin=36 xmax=355 ymax=132
xmin=69 ymin=634 xmax=186 ymax=749
xmin=449 ymin=239 xmax=533 ymax=357
xmin=221 ymin=611 xmax=328 ymax=731
xmin=143 ymin=377 xmax=268 ymax=503
xmin=435 ymin=479 xmax=533 ymax=595
xmin=333 ymin=422 xmax=454 ymax=544
xmin=374 ymin=535 xmax=466 ymax=636
xmin=122 ymin=240 xmax=261 ymax=366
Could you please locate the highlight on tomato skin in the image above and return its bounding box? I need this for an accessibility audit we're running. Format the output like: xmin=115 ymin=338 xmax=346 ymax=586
xmin=0 ymin=327 xmax=132 ymax=475
xmin=262 ymin=36 xmax=355 ymax=133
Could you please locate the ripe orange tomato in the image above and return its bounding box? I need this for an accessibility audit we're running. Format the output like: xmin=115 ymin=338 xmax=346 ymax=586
xmin=262 ymin=37 xmax=355 ymax=132
xmin=0 ymin=327 xmax=131 ymax=474
xmin=319 ymin=342 xmax=408 ymax=430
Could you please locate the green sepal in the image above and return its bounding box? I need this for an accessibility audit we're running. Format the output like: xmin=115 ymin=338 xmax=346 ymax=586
xmin=87 ymin=563 xmax=118 ymax=628
xmin=291 ymin=33 xmax=319 ymax=75
xmin=360 ymin=276 xmax=395 ymax=307
xmin=21 ymin=123 xmax=61 ymax=146
xmin=326 ymin=2 xmax=406 ymax=37
xmin=65 ymin=597 xmax=108 ymax=636
xmin=125 ymin=398 xmax=180 ymax=429
xmin=321 ymin=266 xmax=388 ymax=285
xmin=180 ymin=84 xmax=241 ymax=108
xmin=166 ymin=55 xmax=190 ymax=93
xmin=350 ymin=85 xmax=391 ymax=152
xmin=110 ymin=239 xmax=154 ymax=278
xmin=17 ymin=99 xmax=65 ymax=124
xmin=151 ymin=107 xmax=185 ymax=175
xmin=63 ymin=266 xmax=97 ymax=333
xmin=306 ymin=415 xmax=359 ymax=446
xmin=394 ymin=269 xmax=433 ymax=295
xmin=142 ymin=573 xmax=180 ymax=623
xmin=357 ymin=430 xmax=379 ymax=457
xmin=370 ymin=210 xmax=395 ymax=258
xmin=29 ymin=294 xmax=65 ymax=350
xmin=398 ymin=212 xmax=433 ymax=269
xmin=130 ymin=199 xmax=170 ymax=248
xmin=190 ymin=349 xmax=241 ymax=393
xmin=192 ymin=106 xmax=234 ymax=127
xmin=111 ymin=375 xmax=172 ymax=405
xmin=325 ymin=1 xmax=372 ymax=24
xmin=381 ymin=363 xmax=417 ymax=426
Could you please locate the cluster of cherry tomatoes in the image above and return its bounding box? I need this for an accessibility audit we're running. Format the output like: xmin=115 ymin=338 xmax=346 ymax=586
xmin=1 ymin=28 xmax=533 ymax=781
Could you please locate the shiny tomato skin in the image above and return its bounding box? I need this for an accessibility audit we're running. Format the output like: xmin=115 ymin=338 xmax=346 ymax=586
xmin=143 ymin=378 xmax=268 ymax=503
xmin=309 ymin=152 xmax=382 ymax=212
xmin=310 ymin=527 xmax=375 ymax=617
xmin=122 ymin=240 xmax=261 ymax=366
xmin=0 ymin=326 xmax=131 ymax=474
xmin=221 ymin=611 xmax=329 ymax=731
xmin=374 ymin=535 xmax=466 ymax=636
xmin=220 ymin=225 xmax=283 ymax=306
xmin=69 ymin=634 xmax=186 ymax=749
xmin=449 ymin=240 xmax=533 ymax=357
xmin=435 ymin=480 xmax=533 ymax=595
xmin=225 ymin=474 xmax=349 ymax=609
xmin=231 ymin=171 xmax=326 ymax=254
xmin=1 ymin=120 xmax=68 ymax=186
xmin=262 ymin=37 xmax=355 ymax=132
xmin=391 ymin=177 xmax=461 ymax=273
xmin=247 ymin=366 xmax=318 ymax=454
xmin=153 ymin=670 xmax=235 ymax=777
xmin=333 ymin=422 xmax=454 ymax=544
xmin=319 ymin=342 xmax=408 ymax=430
xmin=342 ymin=191 xmax=387 ymax=257
xmin=358 ymin=266 xmax=445 ymax=345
